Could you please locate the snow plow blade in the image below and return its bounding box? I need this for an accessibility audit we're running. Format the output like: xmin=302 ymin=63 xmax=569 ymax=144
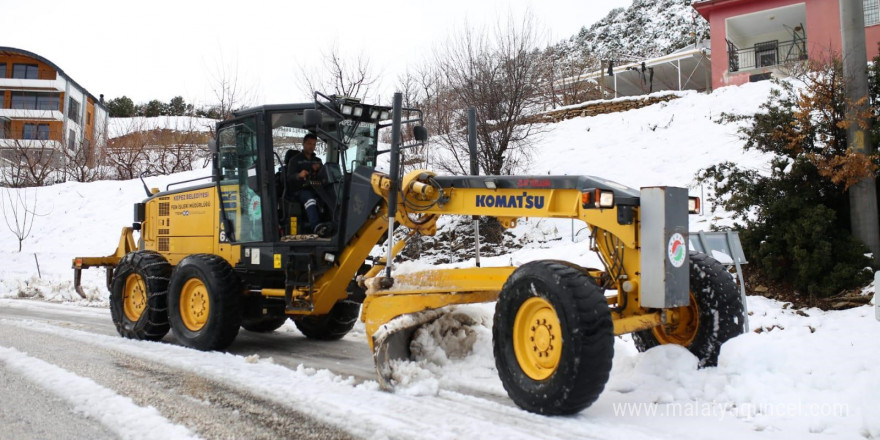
xmin=371 ymin=309 xmax=447 ymax=389
xmin=361 ymin=267 xmax=515 ymax=389
xmin=72 ymin=227 xmax=137 ymax=298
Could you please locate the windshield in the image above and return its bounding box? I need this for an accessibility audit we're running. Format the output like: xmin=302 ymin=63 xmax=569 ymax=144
xmin=268 ymin=110 xmax=377 ymax=174
xmin=340 ymin=120 xmax=377 ymax=173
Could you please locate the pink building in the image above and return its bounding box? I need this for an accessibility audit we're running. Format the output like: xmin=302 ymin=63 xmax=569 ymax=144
xmin=693 ymin=0 xmax=880 ymax=89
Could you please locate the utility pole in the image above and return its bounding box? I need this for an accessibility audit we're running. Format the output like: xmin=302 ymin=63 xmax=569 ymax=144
xmin=840 ymin=0 xmax=880 ymax=262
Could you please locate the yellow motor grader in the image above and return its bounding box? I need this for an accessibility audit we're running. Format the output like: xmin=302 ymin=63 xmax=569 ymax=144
xmin=73 ymin=92 xmax=746 ymax=415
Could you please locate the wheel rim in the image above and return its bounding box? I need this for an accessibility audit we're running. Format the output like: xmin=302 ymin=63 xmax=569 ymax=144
xmin=179 ymin=278 xmax=210 ymax=332
xmin=653 ymin=292 xmax=700 ymax=346
xmin=513 ymin=296 xmax=563 ymax=380
xmin=122 ymin=274 xmax=147 ymax=322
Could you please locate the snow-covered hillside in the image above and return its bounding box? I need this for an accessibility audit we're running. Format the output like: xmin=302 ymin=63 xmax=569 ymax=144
xmin=554 ymin=0 xmax=710 ymax=62
xmin=2 ymin=81 xmax=879 ymax=439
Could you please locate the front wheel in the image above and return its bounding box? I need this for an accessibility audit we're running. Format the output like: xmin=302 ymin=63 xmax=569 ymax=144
xmin=493 ymin=260 xmax=614 ymax=415
xmin=109 ymin=251 xmax=171 ymax=341
xmin=632 ymin=251 xmax=746 ymax=367
xmin=167 ymin=254 xmax=243 ymax=351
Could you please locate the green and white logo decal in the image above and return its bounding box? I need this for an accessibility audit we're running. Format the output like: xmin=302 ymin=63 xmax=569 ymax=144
xmin=667 ymin=233 xmax=686 ymax=268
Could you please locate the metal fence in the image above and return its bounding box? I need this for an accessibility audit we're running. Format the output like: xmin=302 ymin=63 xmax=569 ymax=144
xmin=727 ymin=39 xmax=807 ymax=72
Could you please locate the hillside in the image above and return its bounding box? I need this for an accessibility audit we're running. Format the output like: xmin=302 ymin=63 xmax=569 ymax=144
xmin=554 ymin=0 xmax=709 ymax=62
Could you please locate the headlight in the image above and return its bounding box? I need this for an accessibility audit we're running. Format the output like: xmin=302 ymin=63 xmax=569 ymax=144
xmin=582 ymin=189 xmax=614 ymax=209
xmin=688 ymin=197 xmax=700 ymax=214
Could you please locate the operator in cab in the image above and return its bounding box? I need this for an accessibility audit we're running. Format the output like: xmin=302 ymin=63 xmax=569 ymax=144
xmin=285 ymin=133 xmax=330 ymax=236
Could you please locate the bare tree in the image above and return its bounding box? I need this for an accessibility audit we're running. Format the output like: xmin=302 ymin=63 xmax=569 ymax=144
xmin=0 ymin=137 xmax=60 ymax=187
xmin=432 ymin=13 xmax=549 ymax=176
xmin=543 ymin=47 xmax=603 ymax=108
xmin=210 ymin=57 xmax=256 ymax=120
xmin=105 ymin=118 xmax=150 ymax=180
xmin=299 ymin=45 xmax=379 ymax=101
xmin=392 ymin=63 xmax=446 ymax=173
xmin=0 ymin=187 xmax=43 ymax=252
xmin=64 ymin=124 xmax=110 ymax=183
xmin=149 ymin=118 xmax=212 ymax=175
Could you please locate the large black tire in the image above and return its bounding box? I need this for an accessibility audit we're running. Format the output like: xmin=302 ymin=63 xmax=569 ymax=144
xmin=632 ymin=251 xmax=746 ymax=367
xmin=293 ymin=300 xmax=360 ymax=341
xmin=493 ymin=260 xmax=614 ymax=415
xmin=242 ymin=316 xmax=288 ymax=333
xmin=167 ymin=254 xmax=243 ymax=351
xmin=109 ymin=251 xmax=171 ymax=341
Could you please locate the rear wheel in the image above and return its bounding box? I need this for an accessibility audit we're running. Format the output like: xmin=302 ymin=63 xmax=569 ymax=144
xmin=632 ymin=251 xmax=746 ymax=367
xmin=168 ymin=254 xmax=243 ymax=351
xmin=493 ymin=260 xmax=614 ymax=415
xmin=109 ymin=251 xmax=171 ymax=341
xmin=293 ymin=300 xmax=360 ymax=340
xmin=242 ymin=316 xmax=288 ymax=333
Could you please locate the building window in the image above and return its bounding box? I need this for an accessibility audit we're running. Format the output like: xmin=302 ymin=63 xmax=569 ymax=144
xmin=866 ymin=0 xmax=880 ymax=26
xmin=37 ymin=94 xmax=59 ymax=111
xmin=12 ymin=64 xmax=38 ymax=79
xmin=23 ymin=123 xmax=50 ymax=140
xmin=11 ymin=92 xmax=60 ymax=111
xmin=0 ymin=120 xmax=9 ymax=138
xmin=68 ymin=128 xmax=76 ymax=149
xmin=69 ymin=98 xmax=81 ymax=122
xmin=0 ymin=64 xmax=6 ymax=78
xmin=11 ymin=92 xmax=36 ymax=109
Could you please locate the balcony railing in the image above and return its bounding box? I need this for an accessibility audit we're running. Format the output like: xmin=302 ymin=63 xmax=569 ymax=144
xmin=726 ymin=38 xmax=808 ymax=72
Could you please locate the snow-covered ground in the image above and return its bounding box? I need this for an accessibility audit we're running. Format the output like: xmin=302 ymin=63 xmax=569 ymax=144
xmin=1 ymin=81 xmax=879 ymax=439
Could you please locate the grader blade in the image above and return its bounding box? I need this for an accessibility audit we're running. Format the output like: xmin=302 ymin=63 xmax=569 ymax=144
xmin=360 ymin=267 xmax=514 ymax=389
xmin=371 ymin=309 xmax=446 ymax=389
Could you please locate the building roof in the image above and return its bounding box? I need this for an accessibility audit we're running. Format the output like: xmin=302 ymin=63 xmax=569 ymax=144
xmin=0 ymin=46 xmax=108 ymax=111
xmin=693 ymin=0 xmax=767 ymax=19
xmin=555 ymin=44 xmax=712 ymax=97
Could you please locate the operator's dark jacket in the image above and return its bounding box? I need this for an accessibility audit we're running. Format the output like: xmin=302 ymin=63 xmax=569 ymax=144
xmin=285 ymin=152 xmax=323 ymax=196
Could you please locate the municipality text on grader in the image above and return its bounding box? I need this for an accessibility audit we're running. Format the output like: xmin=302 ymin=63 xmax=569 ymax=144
xmin=73 ymin=92 xmax=746 ymax=415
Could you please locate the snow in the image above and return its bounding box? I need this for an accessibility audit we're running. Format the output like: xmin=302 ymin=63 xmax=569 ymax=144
xmin=0 ymin=345 xmax=199 ymax=440
xmin=2 ymin=81 xmax=880 ymax=439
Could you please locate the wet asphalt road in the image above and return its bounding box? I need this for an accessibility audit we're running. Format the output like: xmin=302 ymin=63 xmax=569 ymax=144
xmin=0 ymin=299 xmax=370 ymax=440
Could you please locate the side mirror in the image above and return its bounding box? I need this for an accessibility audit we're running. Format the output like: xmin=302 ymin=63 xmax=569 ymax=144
xmin=208 ymin=139 xmax=217 ymax=153
xmin=413 ymin=125 xmax=428 ymax=142
xmin=304 ymin=109 xmax=323 ymax=127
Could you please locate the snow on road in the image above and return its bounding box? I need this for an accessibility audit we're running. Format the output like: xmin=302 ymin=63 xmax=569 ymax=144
xmin=1 ymin=296 xmax=878 ymax=439
xmin=0 ymin=345 xmax=199 ymax=440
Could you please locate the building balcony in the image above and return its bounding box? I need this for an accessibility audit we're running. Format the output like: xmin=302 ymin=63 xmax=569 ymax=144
xmin=0 ymin=77 xmax=65 ymax=92
xmin=725 ymin=3 xmax=807 ymax=73
xmin=0 ymin=108 xmax=63 ymax=121
xmin=727 ymin=38 xmax=807 ymax=72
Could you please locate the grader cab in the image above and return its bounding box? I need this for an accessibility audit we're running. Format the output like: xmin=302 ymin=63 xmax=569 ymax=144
xmin=73 ymin=92 xmax=746 ymax=415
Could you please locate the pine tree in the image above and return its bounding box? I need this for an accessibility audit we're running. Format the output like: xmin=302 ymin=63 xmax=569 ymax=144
xmin=698 ymin=60 xmax=877 ymax=297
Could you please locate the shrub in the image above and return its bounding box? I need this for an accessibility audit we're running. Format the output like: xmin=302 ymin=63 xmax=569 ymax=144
xmin=698 ymin=61 xmax=875 ymax=297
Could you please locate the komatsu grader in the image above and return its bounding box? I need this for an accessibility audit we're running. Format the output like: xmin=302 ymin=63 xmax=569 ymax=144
xmin=73 ymin=92 xmax=746 ymax=415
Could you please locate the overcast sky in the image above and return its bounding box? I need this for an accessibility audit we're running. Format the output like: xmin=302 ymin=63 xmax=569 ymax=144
xmin=4 ymin=0 xmax=631 ymax=107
